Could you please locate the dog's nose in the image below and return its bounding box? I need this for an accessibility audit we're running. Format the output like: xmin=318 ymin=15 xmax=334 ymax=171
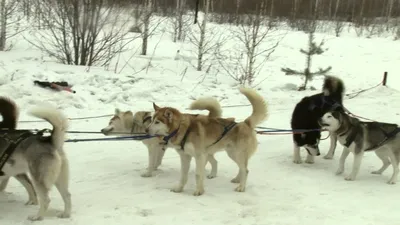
xmin=100 ymin=129 xmax=105 ymax=133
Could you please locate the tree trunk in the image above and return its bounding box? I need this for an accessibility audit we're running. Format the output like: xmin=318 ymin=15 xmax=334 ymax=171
xmin=386 ymin=0 xmax=394 ymax=30
xmin=0 ymin=0 xmax=7 ymax=51
xmin=197 ymin=0 xmax=210 ymax=71
xmin=142 ymin=0 xmax=152 ymax=55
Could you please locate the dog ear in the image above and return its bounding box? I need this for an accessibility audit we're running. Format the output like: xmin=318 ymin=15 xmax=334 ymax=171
xmin=153 ymin=102 xmax=160 ymax=111
xmin=332 ymin=111 xmax=341 ymax=119
xmin=164 ymin=109 xmax=173 ymax=120
xmin=115 ymin=108 xmax=121 ymax=115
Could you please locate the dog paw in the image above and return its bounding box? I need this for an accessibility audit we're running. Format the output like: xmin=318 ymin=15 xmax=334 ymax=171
xmin=207 ymin=174 xmax=216 ymax=179
xmin=335 ymin=168 xmax=344 ymax=175
xmin=25 ymin=199 xmax=38 ymax=205
xmin=323 ymin=154 xmax=333 ymax=160
xmin=234 ymin=185 xmax=246 ymax=192
xmin=293 ymin=159 xmax=302 ymax=164
xmin=305 ymin=159 xmax=314 ymax=164
xmin=170 ymin=186 xmax=183 ymax=193
xmin=371 ymin=171 xmax=382 ymax=175
xmin=231 ymin=178 xmax=240 ymax=183
xmin=140 ymin=172 xmax=153 ymax=178
xmin=192 ymin=189 xmax=204 ymax=196
xmin=344 ymin=175 xmax=355 ymax=181
xmin=28 ymin=215 xmax=44 ymax=221
xmin=387 ymin=179 xmax=397 ymax=185
xmin=57 ymin=212 xmax=71 ymax=219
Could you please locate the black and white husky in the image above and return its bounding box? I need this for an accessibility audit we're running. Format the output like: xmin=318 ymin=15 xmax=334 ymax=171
xmin=320 ymin=110 xmax=400 ymax=184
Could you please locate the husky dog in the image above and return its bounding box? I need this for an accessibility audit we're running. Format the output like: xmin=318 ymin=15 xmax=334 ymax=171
xmin=319 ymin=110 xmax=400 ymax=184
xmin=0 ymin=97 xmax=38 ymax=205
xmin=146 ymin=87 xmax=268 ymax=196
xmin=100 ymin=97 xmax=222 ymax=178
xmin=0 ymin=97 xmax=71 ymax=221
xmin=291 ymin=75 xmax=345 ymax=164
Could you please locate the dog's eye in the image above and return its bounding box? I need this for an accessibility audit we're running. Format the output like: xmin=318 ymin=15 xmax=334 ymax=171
xmin=155 ymin=121 xmax=160 ymax=124
xmin=327 ymin=115 xmax=332 ymax=118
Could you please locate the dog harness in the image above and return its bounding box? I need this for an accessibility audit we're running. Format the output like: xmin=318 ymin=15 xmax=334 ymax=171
xmin=207 ymin=122 xmax=237 ymax=148
xmin=365 ymin=124 xmax=400 ymax=151
xmin=161 ymin=121 xmax=237 ymax=151
xmin=341 ymin=123 xmax=400 ymax=151
xmin=0 ymin=130 xmax=34 ymax=176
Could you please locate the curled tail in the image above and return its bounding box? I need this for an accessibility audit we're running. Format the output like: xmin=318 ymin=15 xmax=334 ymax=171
xmin=0 ymin=97 xmax=19 ymax=129
xmin=29 ymin=106 xmax=68 ymax=150
xmin=189 ymin=97 xmax=222 ymax=118
xmin=239 ymin=87 xmax=268 ymax=128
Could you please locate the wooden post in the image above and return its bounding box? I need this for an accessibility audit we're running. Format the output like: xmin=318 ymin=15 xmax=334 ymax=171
xmin=382 ymin=71 xmax=388 ymax=86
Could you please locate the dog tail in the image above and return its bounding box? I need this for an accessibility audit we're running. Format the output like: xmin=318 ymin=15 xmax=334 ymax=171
xmin=322 ymin=75 xmax=345 ymax=98
xmin=29 ymin=106 xmax=68 ymax=150
xmin=0 ymin=96 xmax=19 ymax=129
xmin=240 ymin=87 xmax=268 ymax=128
xmin=189 ymin=97 xmax=222 ymax=118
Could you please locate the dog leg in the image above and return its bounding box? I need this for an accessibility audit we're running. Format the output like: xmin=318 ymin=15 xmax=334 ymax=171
xmin=54 ymin=158 xmax=71 ymax=218
xmin=14 ymin=174 xmax=38 ymax=205
xmin=155 ymin=147 xmax=166 ymax=169
xmin=386 ymin=150 xmax=399 ymax=184
xmin=305 ymin=154 xmax=315 ymax=164
xmin=293 ymin=144 xmax=302 ymax=164
xmin=345 ymin=151 xmax=364 ymax=181
xmin=28 ymin=183 xmax=51 ymax=221
xmin=171 ymin=152 xmax=191 ymax=193
xmin=371 ymin=150 xmax=391 ymax=175
xmin=207 ymin=154 xmax=218 ymax=179
xmin=0 ymin=177 xmax=9 ymax=192
xmin=336 ymin=147 xmax=350 ymax=175
xmin=193 ymin=153 xmax=207 ymax=196
xmin=324 ymin=132 xmax=337 ymax=159
xmin=226 ymin=150 xmax=240 ymax=183
xmin=142 ymin=146 xmax=157 ymax=177
xmin=234 ymin=150 xmax=249 ymax=192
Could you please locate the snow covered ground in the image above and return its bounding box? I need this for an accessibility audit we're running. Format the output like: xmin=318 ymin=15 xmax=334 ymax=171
xmin=1 ymin=18 xmax=400 ymax=225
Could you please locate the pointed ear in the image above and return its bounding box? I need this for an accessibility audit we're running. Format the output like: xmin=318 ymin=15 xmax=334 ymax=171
xmin=164 ymin=109 xmax=173 ymax=120
xmin=332 ymin=111 xmax=341 ymax=119
xmin=115 ymin=108 xmax=121 ymax=115
xmin=153 ymin=102 xmax=160 ymax=111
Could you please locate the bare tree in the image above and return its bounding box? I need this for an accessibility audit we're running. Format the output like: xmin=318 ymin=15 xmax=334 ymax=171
xmin=171 ymin=0 xmax=190 ymax=42
xmin=333 ymin=0 xmax=345 ymax=37
xmin=386 ymin=0 xmax=394 ymax=30
xmin=28 ymin=0 xmax=132 ymax=66
xmin=0 ymin=0 xmax=26 ymax=51
xmin=217 ymin=2 xmax=283 ymax=86
xmin=141 ymin=0 xmax=152 ymax=55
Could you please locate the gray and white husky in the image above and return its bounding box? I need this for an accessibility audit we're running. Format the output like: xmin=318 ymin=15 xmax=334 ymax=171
xmin=100 ymin=97 xmax=222 ymax=178
xmin=319 ymin=110 xmax=400 ymax=184
xmin=0 ymin=97 xmax=71 ymax=221
xmin=0 ymin=97 xmax=37 ymax=206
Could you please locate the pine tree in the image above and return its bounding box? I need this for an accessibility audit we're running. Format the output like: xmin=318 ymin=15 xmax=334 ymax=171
xmin=281 ymin=31 xmax=332 ymax=91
